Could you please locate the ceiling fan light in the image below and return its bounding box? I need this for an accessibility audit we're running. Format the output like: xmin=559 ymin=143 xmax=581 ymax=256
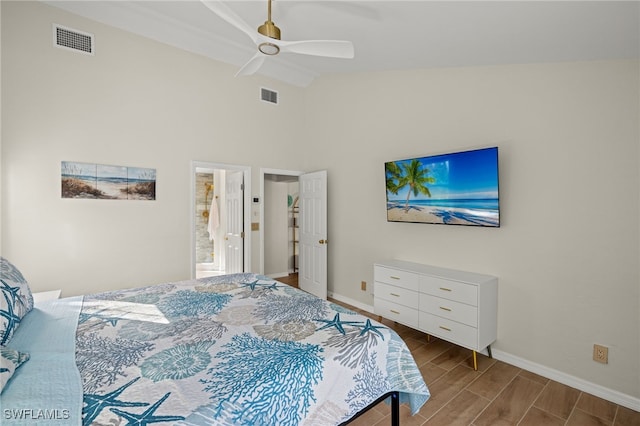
xmin=258 ymin=42 xmax=280 ymax=55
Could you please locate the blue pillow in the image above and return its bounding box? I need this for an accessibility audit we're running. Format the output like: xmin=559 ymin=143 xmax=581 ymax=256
xmin=0 ymin=346 xmax=30 ymax=394
xmin=1 ymin=257 xmax=34 ymax=345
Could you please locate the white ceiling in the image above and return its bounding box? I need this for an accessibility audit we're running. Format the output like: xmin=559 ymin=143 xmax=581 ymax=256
xmin=45 ymin=1 xmax=640 ymax=87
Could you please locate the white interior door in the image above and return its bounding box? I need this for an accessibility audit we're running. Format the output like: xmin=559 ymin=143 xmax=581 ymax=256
xmin=225 ymin=171 xmax=244 ymax=273
xmin=298 ymin=170 xmax=327 ymax=299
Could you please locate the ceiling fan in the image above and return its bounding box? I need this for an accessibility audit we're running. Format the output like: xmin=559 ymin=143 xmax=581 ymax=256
xmin=202 ymin=0 xmax=355 ymax=76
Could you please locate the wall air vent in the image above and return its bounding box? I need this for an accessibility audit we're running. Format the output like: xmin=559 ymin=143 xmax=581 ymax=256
xmin=260 ymin=88 xmax=278 ymax=105
xmin=53 ymin=24 xmax=94 ymax=55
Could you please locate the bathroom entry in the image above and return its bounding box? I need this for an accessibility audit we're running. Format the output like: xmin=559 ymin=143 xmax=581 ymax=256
xmin=191 ymin=162 xmax=251 ymax=279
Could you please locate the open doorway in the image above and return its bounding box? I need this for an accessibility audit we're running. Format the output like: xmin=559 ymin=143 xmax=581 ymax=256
xmin=260 ymin=169 xmax=328 ymax=300
xmin=191 ymin=161 xmax=252 ymax=279
xmin=263 ymin=173 xmax=300 ymax=278
xmin=260 ymin=169 xmax=302 ymax=278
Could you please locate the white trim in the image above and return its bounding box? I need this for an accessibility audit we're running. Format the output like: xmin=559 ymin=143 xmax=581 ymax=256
xmin=327 ymin=291 xmax=374 ymax=314
xmin=330 ymin=290 xmax=640 ymax=412
xmin=265 ymin=271 xmax=290 ymax=280
xmin=491 ymin=349 xmax=640 ymax=412
xmin=191 ymin=161 xmax=251 ymax=279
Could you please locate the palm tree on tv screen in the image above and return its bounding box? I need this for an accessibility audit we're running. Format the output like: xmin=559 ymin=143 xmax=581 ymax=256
xmin=385 ymin=162 xmax=402 ymax=195
xmin=397 ymin=159 xmax=435 ymax=212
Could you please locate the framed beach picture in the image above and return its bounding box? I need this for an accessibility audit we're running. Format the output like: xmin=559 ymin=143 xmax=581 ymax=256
xmin=62 ymin=161 xmax=156 ymax=200
xmin=385 ymin=147 xmax=499 ymax=227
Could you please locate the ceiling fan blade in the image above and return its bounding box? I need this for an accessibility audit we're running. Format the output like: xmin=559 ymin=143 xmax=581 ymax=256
xmin=201 ymin=0 xmax=259 ymax=45
xmin=278 ymin=40 xmax=355 ymax=59
xmin=235 ymin=53 xmax=266 ymax=76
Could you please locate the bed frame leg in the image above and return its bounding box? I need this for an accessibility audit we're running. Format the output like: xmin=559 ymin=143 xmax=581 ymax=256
xmin=390 ymin=391 xmax=399 ymax=426
xmin=338 ymin=391 xmax=401 ymax=426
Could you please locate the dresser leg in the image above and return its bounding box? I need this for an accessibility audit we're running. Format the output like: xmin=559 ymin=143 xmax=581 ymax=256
xmin=472 ymin=351 xmax=478 ymax=371
xmin=487 ymin=345 xmax=493 ymax=358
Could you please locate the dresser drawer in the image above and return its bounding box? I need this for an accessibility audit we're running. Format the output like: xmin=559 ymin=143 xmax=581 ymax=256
xmin=374 ymin=297 xmax=419 ymax=329
xmin=374 ymin=260 xmax=497 ymax=356
xmin=419 ymin=294 xmax=478 ymax=327
xmin=421 ymin=276 xmax=478 ymax=306
xmin=419 ymin=312 xmax=478 ymax=350
xmin=375 ymin=282 xmax=419 ymax=309
xmin=374 ymin=266 xmax=419 ymax=291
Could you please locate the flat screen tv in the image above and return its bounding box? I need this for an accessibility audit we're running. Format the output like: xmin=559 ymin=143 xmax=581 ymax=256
xmin=385 ymin=147 xmax=499 ymax=227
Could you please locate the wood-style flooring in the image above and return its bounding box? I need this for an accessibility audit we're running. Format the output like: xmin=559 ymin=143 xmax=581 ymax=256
xmin=275 ymin=273 xmax=640 ymax=426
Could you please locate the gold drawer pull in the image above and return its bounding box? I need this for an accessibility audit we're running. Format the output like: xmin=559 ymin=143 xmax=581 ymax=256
xmin=439 ymin=287 xmax=452 ymax=292
xmin=439 ymin=306 xmax=452 ymax=312
xmin=390 ymin=293 xmax=400 ymax=297
xmin=390 ymin=309 xmax=400 ymax=314
xmin=390 ymin=276 xmax=401 ymax=280
xmin=439 ymin=326 xmax=451 ymax=332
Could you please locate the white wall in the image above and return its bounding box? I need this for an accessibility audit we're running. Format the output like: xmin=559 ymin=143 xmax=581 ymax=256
xmin=2 ymin=0 xmax=638 ymax=408
xmin=303 ymin=61 xmax=639 ymax=400
xmin=0 ymin=1 xmax=3 ymax=253
xmin=1 ymin=1 xmax=305 ymax=294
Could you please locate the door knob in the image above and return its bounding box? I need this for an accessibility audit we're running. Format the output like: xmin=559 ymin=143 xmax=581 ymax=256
xmin=318 ymin=239 xmax=328 ymax=244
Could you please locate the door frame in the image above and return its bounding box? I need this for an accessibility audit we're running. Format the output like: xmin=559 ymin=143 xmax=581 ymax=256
xmin=191 ymin=161 xmax=252 ymax=279
xmin=259 ymin=168 xmax=303 ymax=275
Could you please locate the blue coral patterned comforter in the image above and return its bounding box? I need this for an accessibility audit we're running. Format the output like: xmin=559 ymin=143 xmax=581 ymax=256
xmin=77 ymin=273 xmax=428 ymax=425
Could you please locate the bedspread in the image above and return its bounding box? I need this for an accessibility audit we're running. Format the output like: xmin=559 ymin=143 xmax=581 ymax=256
xmin=2 ymin=297 xmax=84 ymax=425
xmin=50 ymin=273 xmax=429 ymax=425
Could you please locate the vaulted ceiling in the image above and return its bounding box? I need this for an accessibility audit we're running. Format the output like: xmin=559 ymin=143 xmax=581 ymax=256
xmin=45 ymin=1 xmax=640 ymax=87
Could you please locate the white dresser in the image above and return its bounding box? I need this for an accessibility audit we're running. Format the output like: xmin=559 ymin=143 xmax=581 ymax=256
xmin=374 ymin=259 xmax=497 ymax=369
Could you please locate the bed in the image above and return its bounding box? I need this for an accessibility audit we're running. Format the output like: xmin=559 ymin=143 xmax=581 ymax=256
xmin=1 ymin=257 xmax=430 ymax=425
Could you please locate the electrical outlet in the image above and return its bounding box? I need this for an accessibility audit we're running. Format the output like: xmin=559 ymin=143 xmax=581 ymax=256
xmin=361 ymin=281 xmax=366 ymax=291
xmin=593 ymin=344 xmax=608 ymax=364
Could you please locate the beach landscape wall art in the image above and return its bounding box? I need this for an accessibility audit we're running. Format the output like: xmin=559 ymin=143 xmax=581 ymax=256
xmin=385 ymin=147 xmax=499 ymax=227
xmin=61 ymin=161 xmax=156 ymax=200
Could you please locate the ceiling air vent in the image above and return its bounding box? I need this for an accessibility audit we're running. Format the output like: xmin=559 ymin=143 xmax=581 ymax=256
xmin=53 ymin=24 xmax=94 ymax=55
xmin=260 ymin=88 xmax=278 ymax=105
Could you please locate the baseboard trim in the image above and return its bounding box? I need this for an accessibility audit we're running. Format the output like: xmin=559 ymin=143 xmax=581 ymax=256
xmin=327 ymin=291 xmax=373 ymax=313
xmin=491 ymin=349 xmax=640 ymax=412
xmin=329 ymin=292 xmax=640 ymax=412
xmin=266 ymin=271 xmax=290 ymax=279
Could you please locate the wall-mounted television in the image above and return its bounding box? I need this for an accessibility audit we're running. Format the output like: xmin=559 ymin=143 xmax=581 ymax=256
xmin=385 ymin=147 xmax=499 ymax=227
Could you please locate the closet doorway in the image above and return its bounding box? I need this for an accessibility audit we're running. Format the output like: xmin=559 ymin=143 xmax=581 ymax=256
xmin=261 ymin=169 xmax=302 ymax=279
xmin=260 ymin=168 xmax=328 ymax=300
xmin=191 ymin=161 xmax=251 ymax=279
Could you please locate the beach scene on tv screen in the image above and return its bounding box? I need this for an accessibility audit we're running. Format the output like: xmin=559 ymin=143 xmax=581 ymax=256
xmin=385 ymin=147 xmax=499 ymax=227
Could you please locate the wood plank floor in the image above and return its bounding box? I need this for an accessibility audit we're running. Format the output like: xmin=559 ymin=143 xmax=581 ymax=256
xmin=275 ymin=274 xmax=640 ymax=426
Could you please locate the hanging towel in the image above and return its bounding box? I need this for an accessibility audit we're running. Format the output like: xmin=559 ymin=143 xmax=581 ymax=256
xmin=207 ymin=197 xmax=220 ymax=241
